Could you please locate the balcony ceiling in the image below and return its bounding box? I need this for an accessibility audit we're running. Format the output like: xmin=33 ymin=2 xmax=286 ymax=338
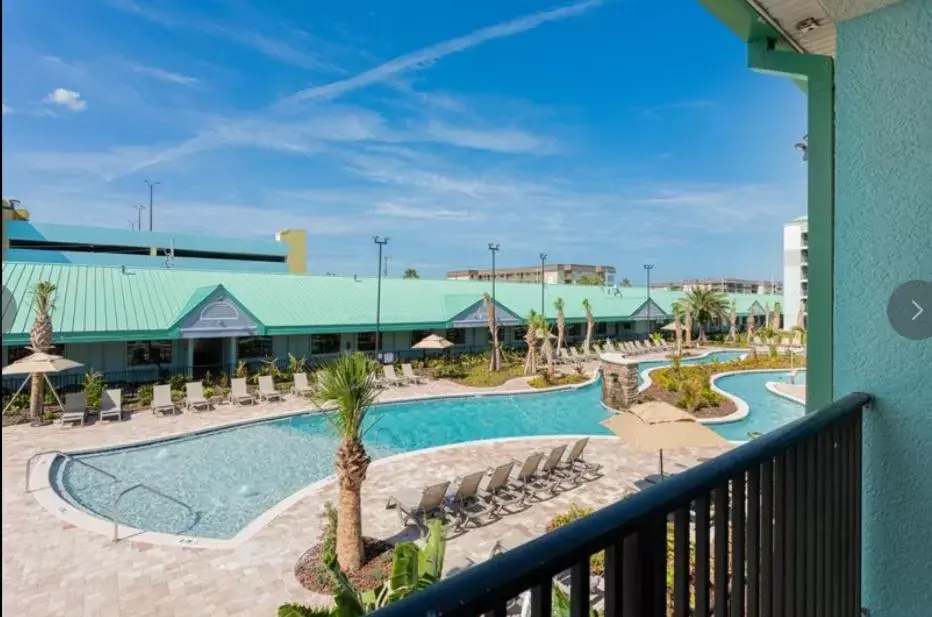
xmin=748 ymin=0 xmax=904 ymax=56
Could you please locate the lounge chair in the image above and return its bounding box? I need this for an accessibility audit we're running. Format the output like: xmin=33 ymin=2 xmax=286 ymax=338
xmin=98 ymin=389 xmax=123 ymax=421
xmin=230 ymin=378 xmax=255 ymax=406
xmin=401 ymin=363 xmax=424 ymax=384
xmin=603 ymin=340 xmax=618 ymax=353
xmin=479 ymin=461 xmax=524 ymax=513
xmin=506 ymin=451 xmax=545 ymax=496
xmin=185 ymin=382 xmax=212 ymax=412
xmin=557 ymin=437 xmax=603 ymax=481
xmin=447 ymin=471 xmax=495 ymax=530
xmin=291 ymin=372 xmax=313 ymax=397
xmin=636 ymin=340 xmax=651 ymax=352
xmin=622 ymin=341 xmax=639 ymax=355
xmin=258 ymin=375 xmax=283 ymax=402
xmin=151 ymin=384 xmax=177 ymax=415
xmin=532 ymin=444 xmax=574 ymax=493
xmin=382 ymin=365 xmax=404 ymax=387
xmin=61 ymin=392 xmax=87 ymax=426
xmin=386 ymin=480 xmax=451 ymax=534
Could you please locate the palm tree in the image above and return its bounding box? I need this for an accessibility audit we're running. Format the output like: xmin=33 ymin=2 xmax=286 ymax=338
xmin=316 ymin=353 xmax=381 ymax=572
xmin=619 ymin=277 xmax=632 ymax=287
xmin=523 ymin=310 xmax=540 ymax=375
xmin=673 ymin=288 xmax=728 ymax=345
xmin=554 ymin=297 xmax=566 ymax=356
xmin=533 ymin=313 xmax=556 ymax=377
xmin=582 ymin=298 xmax=595 ymax=354
xmin=483 ymin=293 xmax=501 ymax=371
xmin=28 ymin=281 xmax=56 ymax=423
xmin=402 ymin=268 xmax=420 ymax=279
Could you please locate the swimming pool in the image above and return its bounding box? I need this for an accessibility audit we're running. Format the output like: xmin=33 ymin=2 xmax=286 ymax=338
xmin=51 ymin=350 xmax=795 ymax=540
xmin=711 ymin=370 xmax=806 ymax=441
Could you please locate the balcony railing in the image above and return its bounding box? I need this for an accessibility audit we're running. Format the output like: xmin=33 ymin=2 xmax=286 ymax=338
xmin=373 ymin=392 xmax=871 ymax=617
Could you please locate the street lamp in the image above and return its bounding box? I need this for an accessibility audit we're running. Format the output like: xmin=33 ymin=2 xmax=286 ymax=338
xmin=539 ymin=253 xmax=548 ymax=315
xmin=133 ymin=204 xmax=146 ymax=231
xmin=374 ymin=236 xmax=389 ymax=360
xmin=144 ymin=180 xmax=160 ymax=231
xmin=644 ymin=264 xmax=655 ymax=333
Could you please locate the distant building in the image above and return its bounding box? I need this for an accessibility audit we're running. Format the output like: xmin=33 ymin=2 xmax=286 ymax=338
xmin=447 ymin=263 xmax=615 ymax=285
xmin=783 ymin=215 xmax=808 ymax=328
xmin=651 ymin=278 xmax=782 ymax=295
xmin=1 ymin=211 xmax=307 ymax=273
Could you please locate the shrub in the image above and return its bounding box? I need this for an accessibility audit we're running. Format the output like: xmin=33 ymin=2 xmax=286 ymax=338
xmin=203 ymin=370 xmax=214 ymax=387
xmin=83 ymin=370 xmax=106 ymax=412
xmin=546 ymin=504 xmax=604 ymax=576
xmin=169 ymin=373 xmax=186 ymax=392
xmin=203 ymin=386 xmax=214 ymax=399
xmin=137 ymin=384 xmax=154 ymax=407
xmin=528 ymin=373 xmax=588 ymax=389
xmin=235 ymin=360 xmax=249 ymax=379
xmin=217 ymin=371 xmax=230 ymax=389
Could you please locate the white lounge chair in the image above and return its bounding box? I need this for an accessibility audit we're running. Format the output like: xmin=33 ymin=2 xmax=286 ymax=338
xmin=151 ymin=384 xmax=177 ymax=415
xmin=61 ymin=392 xmax=87 ymax=426
xmin=382 ymin=365 xmax=404 ymax=386
xmin=603 ymin=340 xmax=618 ymax=353
xmin=291 ymin=372 xmax=313 ymax=397
xmin=386 ymin=480 xmax=451 ymax=534
xmin=230 ymin=378 xmax=255 ymax=406
xmin=185 ymin=382 xmax=212 ymax=412
xmin=401 ymin=363 xmax=424 ymax=384
xmin=98 ymin=389 xmax=123 ymax=421
xmin=258 ymin=375 xmax=283 ymax=402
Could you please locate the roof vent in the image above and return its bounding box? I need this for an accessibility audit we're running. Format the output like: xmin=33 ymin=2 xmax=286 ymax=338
xmin=795 ymin=17 xmax=820 ymax=33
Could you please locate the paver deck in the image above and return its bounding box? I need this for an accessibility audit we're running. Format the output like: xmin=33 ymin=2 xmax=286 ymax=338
xmin=3 ymin=352 xmax=722 ymax=617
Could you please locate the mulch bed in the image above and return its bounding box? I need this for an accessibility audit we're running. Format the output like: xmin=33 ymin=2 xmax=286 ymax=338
xmin=295 ymin=537 xmax=395 ymax=594
xmin=642 ymin=385 xmax=737 ymax=419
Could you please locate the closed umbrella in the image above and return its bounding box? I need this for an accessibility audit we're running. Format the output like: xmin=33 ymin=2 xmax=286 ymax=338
xmin=1 ymin=352 xmax=83 ymax=418
xmin=764 ymin=303 xmax=771 ymax=329
xmin=773 ymin=302 xmax=782 ymax=331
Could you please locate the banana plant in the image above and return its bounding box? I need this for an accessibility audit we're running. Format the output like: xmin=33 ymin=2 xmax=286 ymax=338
xmin=551 ymin=586 xmax=601 ymax=617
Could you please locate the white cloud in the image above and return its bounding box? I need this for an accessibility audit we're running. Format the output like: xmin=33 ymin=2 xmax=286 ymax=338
xmin=278 ymin=0 xmax=607 ymax=106
xmin=2 ymin=102 xmax=12 ymax=116
xmin=132 ymin=64 xmax=200 ymax=86
xmin=44 ymin=88 xmax=87 ymax=112
xmin=421 ymin=121 xmax=555 ymax=154
xmin=371 ymin=202 xmax=482 ymax=221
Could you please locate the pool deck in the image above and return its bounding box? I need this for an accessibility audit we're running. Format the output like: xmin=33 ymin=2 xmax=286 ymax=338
xmin=2 ymin=350 xmax=725 ymax=617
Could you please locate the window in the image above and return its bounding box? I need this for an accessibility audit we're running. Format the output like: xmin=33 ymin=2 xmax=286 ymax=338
xmin=7 ymin=344 xmax=64 ymax=364
xmin=513 ymin=326 xmax=528 ymax=341
xmin=567 ymin=323 xmax=581 ymax=337
xmin=237 ymin=336 xmax=272 ymax=359
xmin=126 ymin=340 xmax=172 ymax=366
xmin=623 ymin=322 xmax=632 ymax=331
xmin=357 ymin=332 xmax=377 ymax=352
xmin=311 ymin=333 xmax=341 ymax=355
xmin=411 ymin=330 xmax=433 ymax=345
xmin=596 ymin=322 xmax=608 ymax=335
xmin=445 ymin=329 xmax=466 ymax=345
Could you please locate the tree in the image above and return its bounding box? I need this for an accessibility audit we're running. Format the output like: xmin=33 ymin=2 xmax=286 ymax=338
xmin=28 ymin=281 xmax=56 ymax=423
xmin=315 ymin=353 xmax=381 ymax=572
xmin=673 ymin=288 xmax=728 ymax=345
xmin=523 ymin=310 xmax=540 ymax=375
xmin=576 ymin=274 xmax=603 ymax=286
xmin=619 ymin=277 xmax=632 ymax=287
xmin=402 ymin=268 xmax=420 ymax=279
xmin=553 ymin=297 xmax=566 ymax=357
xmin=483 ymin=293 xmax=502 ymax=371
xmin=582 ymin=298 xmax=595 ymax=353
xmin=533 ymin=312 xmax=556 ymax=377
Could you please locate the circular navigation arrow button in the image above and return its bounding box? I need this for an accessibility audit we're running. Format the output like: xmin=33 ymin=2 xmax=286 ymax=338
xmin=887 ymin=280 xmax=932 ymax=341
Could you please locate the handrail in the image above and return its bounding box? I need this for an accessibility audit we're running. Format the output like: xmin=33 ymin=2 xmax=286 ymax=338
xmin=112 ymin=483 xmax=196 ymax=542
xmin=25 ymin=450 xmax=118 ymax=493
xmin=372 ymin=391 xmax=872 ymax=617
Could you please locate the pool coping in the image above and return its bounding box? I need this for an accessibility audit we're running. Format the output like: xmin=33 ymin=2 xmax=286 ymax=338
xmin=707 ymin=368 xmax=807 ymax=424
xmin=30 ymin=371 xmax=605 ymax=550
xmin=764 ymin=380 xmax=807 ymax=405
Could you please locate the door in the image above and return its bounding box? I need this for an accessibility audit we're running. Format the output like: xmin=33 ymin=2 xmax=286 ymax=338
xmin=192 ymin=338 xmax=224 ymax=377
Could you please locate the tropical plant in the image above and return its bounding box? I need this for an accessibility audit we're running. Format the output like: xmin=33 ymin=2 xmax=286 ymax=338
xmin=522 ymin=310 xmax=540 ymax=375
xmin=673 ymin=289 xmax=728 ymax=345
xmin=582 ymin=298 xmax=595 ymax=354
xmin=534 ymin=313 xmax=556 ymax=377
xmin=315 ymin=353 xmax=381 ymax=572
xmin=235 ymin=360 xmax=249 ymax=379
xmin=619 ymin=277 xmax=632 ymax=287
xmin=553 ymin=297 xmax=566 ymax=357
xmin=288 ymin=353 xmax=307 ymax=377
xmin=137 ymin=384 xmax=154 ymax=407
xmin=28 ymin=281 xmax=56 ymax=423
xmin=402 ymin=268 xmax=420 ymax=279
xmin=483 ymin=293 xmax=501 ymax=371
xmin=576 ymin=274 xmax=603 ymax=286
xmin=83 ymin=370 xmax=105 ymax=412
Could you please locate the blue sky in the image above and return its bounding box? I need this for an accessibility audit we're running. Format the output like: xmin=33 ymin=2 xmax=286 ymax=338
xmin=1 ymin=0 xmax=806 ymax=282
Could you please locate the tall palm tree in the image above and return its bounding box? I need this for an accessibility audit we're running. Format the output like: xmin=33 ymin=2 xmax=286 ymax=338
xmin=553 ymin=297 xmax=566 ymax=356
xmin=727 ymin=300 xmax=738 ymax=342
xmin=316 ymin=353 xmax=381 ymax=572
xmin=582 ymin=298 xmax=594 ymax=353
xmin=28 ymin=281 xmax=56 ymax=423
xmin=533 ymin=313 xmax=556 ymax=377
xmin=483 ymin=293 xmax=501 ymax=371
xmin=522 ymin=310 xmax=539 ymax=375
xmin=673 ymin=288 xmax=728 ymax=345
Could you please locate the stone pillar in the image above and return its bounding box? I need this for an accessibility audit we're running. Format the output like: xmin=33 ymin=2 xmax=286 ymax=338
xmin=601 ymin=354 xmax=640 ymax=411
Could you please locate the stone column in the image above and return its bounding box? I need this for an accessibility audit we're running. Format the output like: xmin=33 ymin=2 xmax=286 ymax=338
xmin=601 ymin=354 xmax=640 ymax=411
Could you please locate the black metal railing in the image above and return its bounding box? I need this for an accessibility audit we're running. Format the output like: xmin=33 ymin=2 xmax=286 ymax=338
xmin=372 ymin=391 xmax=870 ymax=617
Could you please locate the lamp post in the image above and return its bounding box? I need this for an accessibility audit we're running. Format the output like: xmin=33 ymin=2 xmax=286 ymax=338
xmin=144 ymin=180 xmax=160 ymax=231
xmin=644 ymin=264 xmax=655 ymax=333
xmin=133 ymin=204 xmax=146 ymax=231
xmin=374 ymin=236 xmax=389 ymax=360
xmin=539 ymin=253 xmax=547 ymax=315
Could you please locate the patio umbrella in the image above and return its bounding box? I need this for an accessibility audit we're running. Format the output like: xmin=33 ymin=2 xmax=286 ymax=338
xmin=1 ymin=352 xmax=83 ymax=418
xmin=601 ymin=401 xmax=729 ymax=478
xmin=412 ymin=333 xmax=454 ymax=350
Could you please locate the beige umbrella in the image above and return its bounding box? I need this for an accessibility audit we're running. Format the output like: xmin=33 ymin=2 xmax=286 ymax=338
xmin=1 ymin=352 xmax=84 ymax=418
xmin=411 ymin=333 xmax=454 ymax=350
xmin=602 ymin=401 xmax=729 ymax=477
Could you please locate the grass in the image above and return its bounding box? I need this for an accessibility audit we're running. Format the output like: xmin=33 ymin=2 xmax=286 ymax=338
xmin=528 ymin=373 xmax=589 ymax=389
xmin=455 ymin=363 xmax=524 ymax=387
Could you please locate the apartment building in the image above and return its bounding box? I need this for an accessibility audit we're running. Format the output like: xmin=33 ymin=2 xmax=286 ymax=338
xmin=783 ymin=215 xmax=808 ymax=328
xmin=651 ymin=278 xmax=782 ymax=295
xmin=447 ymin=263 xmax=615 ymax=285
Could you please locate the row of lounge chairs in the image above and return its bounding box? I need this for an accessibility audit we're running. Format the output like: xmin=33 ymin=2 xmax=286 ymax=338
xmin=555 ymin=338 xmax=671 ymax=363
xmin=379 ymin=363 xmax=425 ymax=387
xmin=386 ymin=438 xmax=603 ymax=535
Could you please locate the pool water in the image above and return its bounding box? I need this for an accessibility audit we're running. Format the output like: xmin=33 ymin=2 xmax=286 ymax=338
xmin=53 ymin=351 xmax=801 ymax=540
xmin=711 ymin=370 xmax=806 ymax=441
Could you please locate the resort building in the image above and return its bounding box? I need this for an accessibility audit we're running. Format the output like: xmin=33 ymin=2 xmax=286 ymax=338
xmin=447 ymin=263 xmax=616 ymax=285
xmin=0 ymin=260 xmax=780 ymax=384
xmin=783 ymin=215 xmax=808 ymax=327
xmin=1 ymin=213 xmax=308 ymax=273
xmin=651 ymin=278 xmax=782 ymax=295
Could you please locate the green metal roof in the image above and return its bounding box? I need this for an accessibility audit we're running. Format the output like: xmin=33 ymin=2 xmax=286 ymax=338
xmin=1 ymin=262 xmax=784 ymax=344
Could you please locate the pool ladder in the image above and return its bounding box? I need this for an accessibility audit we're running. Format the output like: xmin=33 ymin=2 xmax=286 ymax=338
xmin=24 ymin=450 xmax=195 ymax=543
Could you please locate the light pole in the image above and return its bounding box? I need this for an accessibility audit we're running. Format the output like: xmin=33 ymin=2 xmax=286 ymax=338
xmin=539 ymin=253 xmax=547 ymax=315
xmin=133 ymin=204 xmax=146 ymax=231
xmin=144 ymin=180 xmax=160 ymax=231
xmin=374 ymin=236 xmax=389 ymax=360
xmin=644 ymin=264 xmax=655 ymax=333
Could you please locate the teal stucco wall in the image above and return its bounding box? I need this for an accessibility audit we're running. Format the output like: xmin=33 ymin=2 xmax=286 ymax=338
xmin=835 ymin=1 xmax=932 ymax=615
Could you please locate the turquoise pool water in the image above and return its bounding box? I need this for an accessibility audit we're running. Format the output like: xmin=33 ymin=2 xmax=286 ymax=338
xmin=711 ymin=370 xmax=806 ymax=441
xmin=53 ymin=351 xmax=799 ymax=540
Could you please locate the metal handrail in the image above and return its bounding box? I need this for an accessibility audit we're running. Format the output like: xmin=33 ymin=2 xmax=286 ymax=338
xmin=25 ymin=450 xmax=118 ymax=493
xmin=112 ymin=483 xmax=195 ymax=542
